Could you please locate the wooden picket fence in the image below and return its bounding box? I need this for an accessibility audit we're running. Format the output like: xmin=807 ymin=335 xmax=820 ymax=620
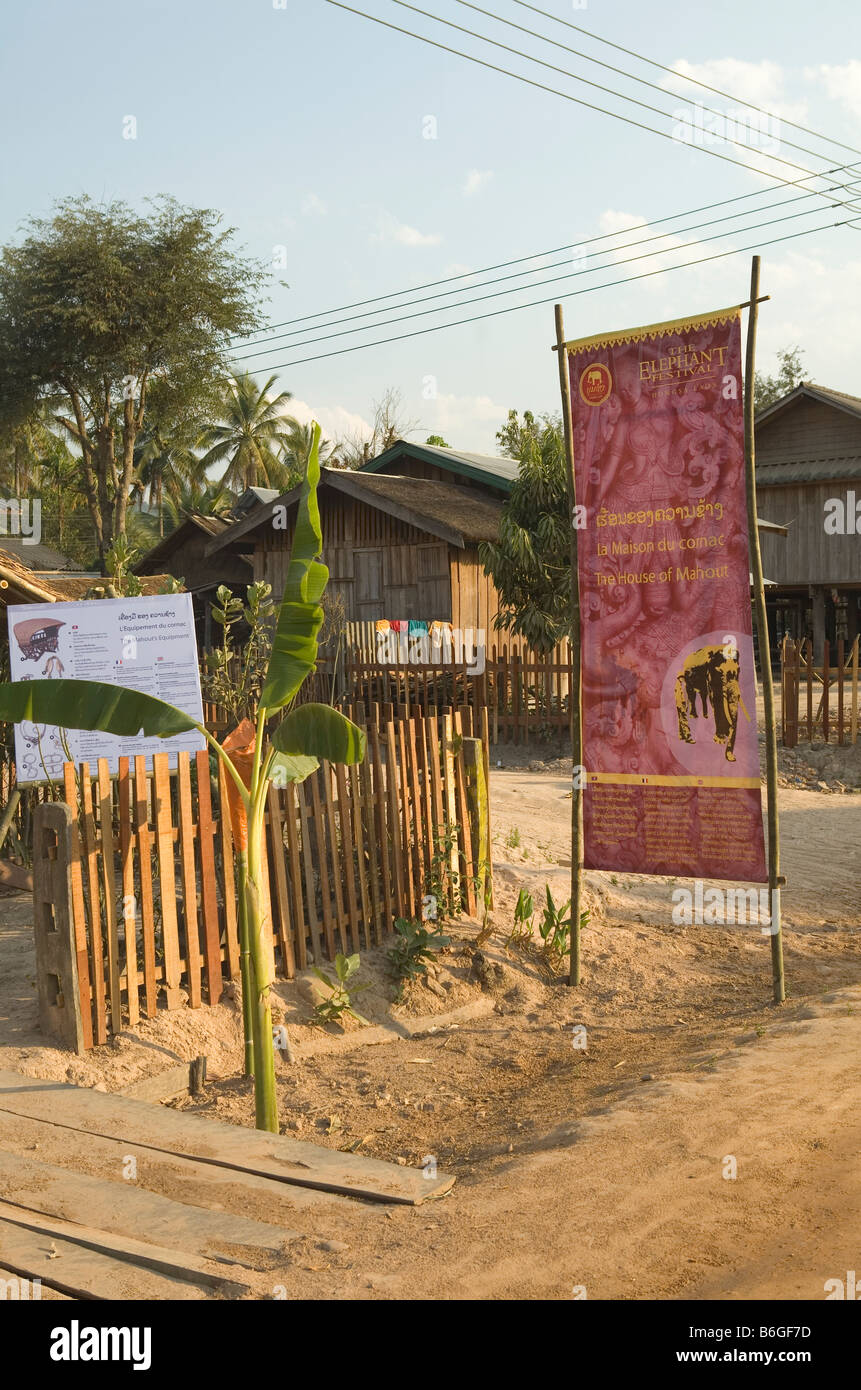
xmin=780 ymin=634 xmax=860 ymax=747
xmin=342 ymin=638 xmax=573 ymax=745
xmin=51 ymin=709 xmax=491 ymax=1049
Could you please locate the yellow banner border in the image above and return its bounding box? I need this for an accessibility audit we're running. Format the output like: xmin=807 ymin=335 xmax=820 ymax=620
xmin=586 ymin=772 xmax=761 ymax=789
xmin=563 ymin=303 xmax=742 ymax=354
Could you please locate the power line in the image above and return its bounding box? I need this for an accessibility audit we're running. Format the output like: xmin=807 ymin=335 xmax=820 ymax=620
xmin=391 ymin=0 xmax=850 ymax=174
xmin=233 ymin=189 xmax=851 ymax=355
xmin=230 ymin=219 xmax=849 ymax=373
xmin=233 ymin=201 xmax=844 ymax=364
xmin=512 ymin=0 xmax=861 ymax=159
xmin=321 ymin=0 xmax=857 ymax=206
xmin=231 ymin=167 xmax=861 ymax=345
xmin=460 ymin=0 xmax=861 ymax=163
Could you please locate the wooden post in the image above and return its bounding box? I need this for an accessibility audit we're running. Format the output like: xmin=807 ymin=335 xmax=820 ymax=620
xmin=554 ymin=303 xmax=584 ymax=986
xmin=743 ymin=257 xmax=785 ymax=1005
xmin=850 ymin=635 xmax=859 ymax=746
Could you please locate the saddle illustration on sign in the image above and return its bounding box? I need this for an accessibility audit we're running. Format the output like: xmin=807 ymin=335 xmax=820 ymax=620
xmin=12 ymin=618 xmax=65 ymax=661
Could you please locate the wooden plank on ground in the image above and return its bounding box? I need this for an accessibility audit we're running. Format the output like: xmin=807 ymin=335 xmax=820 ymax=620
xmin=0 ymin=1109 xmax=348 ymax=1215
xmin=0 ymin=1150 xmax=296 ymax=1270
xmin=0 ymin=1198 xmax=250 ymax=1295
xmin=0 ymin=1072 xmax=454 ymax=1205
xmin=0 ymin=1213 xmax=213 ymax=1301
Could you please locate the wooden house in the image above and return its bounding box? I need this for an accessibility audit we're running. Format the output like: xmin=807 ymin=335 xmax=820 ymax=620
xmin=134 ymin=512 xmax=254 ymax=647
xmin=207 ymin=464 xmax=505 ymax=636
xmin=755 ymin=383 xmax=861 ymax=659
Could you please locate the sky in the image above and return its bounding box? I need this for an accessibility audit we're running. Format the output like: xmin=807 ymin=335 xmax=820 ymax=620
xmin=2 ymin=0 xmax=860 ymax=453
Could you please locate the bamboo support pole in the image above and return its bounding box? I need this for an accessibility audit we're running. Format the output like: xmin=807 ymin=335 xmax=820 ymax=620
xmin=743 ymin=256 xmax=785 ymax=1004
xmin=554 ymin=303 xmax=584 ymax=987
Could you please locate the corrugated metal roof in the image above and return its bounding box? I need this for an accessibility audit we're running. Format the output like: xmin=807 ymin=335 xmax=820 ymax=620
xmin=360 ymin=439 xmax=518 ymax=489
xmin=756 ymin=455 xmax=861 ymax=485
xmin=0 ymin=537 xmax=77 ymax=570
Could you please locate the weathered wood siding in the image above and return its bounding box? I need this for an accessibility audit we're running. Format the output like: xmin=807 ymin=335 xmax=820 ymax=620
xmin=254 ymin=494 xmax=452 ymax=621
xmin=758 ymin=482 xmax=861 ymax=587
xmin=758 ymin=397 xmax=861 ymax=466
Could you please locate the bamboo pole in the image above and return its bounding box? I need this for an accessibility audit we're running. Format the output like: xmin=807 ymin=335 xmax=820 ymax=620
xmin=554 ymin=303 xmax=584 ymax=987
xmin=743 ymin=256 xmax=785 ymax=1004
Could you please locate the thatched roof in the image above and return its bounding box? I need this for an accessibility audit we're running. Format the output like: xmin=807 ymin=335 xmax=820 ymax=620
xmin=0 ymin=549 xmax=178 ymax=604
xmin=208 ymin=468 xmax=503 ymax=553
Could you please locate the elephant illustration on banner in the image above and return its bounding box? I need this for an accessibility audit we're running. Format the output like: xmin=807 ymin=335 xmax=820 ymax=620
xmin=675 ymin=640 xmax=746 ymax=762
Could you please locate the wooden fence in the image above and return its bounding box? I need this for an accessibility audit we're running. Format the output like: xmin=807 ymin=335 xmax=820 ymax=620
xmin=45 ymin=709 xmax=490 ymax=1050
xmin=780 ymin=635 xmax=860 ymax=747
xmin=342 ymin=639 xmax=573 ymax=745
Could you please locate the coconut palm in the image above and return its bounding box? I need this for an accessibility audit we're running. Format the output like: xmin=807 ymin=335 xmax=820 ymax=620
xmin=200 ymin=373 xmax=295 ymax=492
xmin=163 ymin=478 xmax=236 ymax=528
xmin=132 ymin=424 xmax=207 ymax=537
xmin=282 ymin=418 xmax=333 ymax=478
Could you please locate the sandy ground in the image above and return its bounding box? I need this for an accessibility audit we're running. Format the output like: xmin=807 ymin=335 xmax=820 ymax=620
xmin=0 ymin=743 xmax=859 ymax=1300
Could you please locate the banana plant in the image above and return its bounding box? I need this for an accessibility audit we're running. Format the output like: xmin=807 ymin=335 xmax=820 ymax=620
xmin=0 ymin=423 xmax=364 ymax=1133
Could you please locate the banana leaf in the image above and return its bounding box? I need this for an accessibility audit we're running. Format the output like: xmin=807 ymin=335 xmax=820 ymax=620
xmin=0 ymin=679 xmax=197 ymax=737
xmin=260 ymin=422 xmax=329 ymax=712
xmin=271 ymin=702 xmax=365 ymax=765
xmin=269 ymin=751 xmax=320 ymax=786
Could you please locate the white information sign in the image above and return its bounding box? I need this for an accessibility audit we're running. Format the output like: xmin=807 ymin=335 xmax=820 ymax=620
xmin=7 ymin=593 xmax=206 ymax=783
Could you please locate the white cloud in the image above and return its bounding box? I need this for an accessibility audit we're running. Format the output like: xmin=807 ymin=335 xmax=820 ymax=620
xmin=662 ymin=58 xmax=807 ymax=123
xmin=463 ymin=169 xmax=494 ymax=197
xmin=301 ymin=192 xmax=327 ymax=216
xmin=285 ymin=397 xmax=374 ymax=448
xmin=806 ymin=61 xmax=861 ymax=121
xmin=372 ymin=213 xmax=441 ymax=248
xmin=420 ymin=391 xmax=509 ymax=450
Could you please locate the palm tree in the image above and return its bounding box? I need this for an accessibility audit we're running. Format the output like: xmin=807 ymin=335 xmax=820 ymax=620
xmin=163 ymin=478 xmax=236 ymax=528
xmin=282 ymin=419 xmax=333 ymax=479
xmin=200 ymin=373 xmax=295 ymax=491
xmin=132 ymin=424 xmax=205 ymax=537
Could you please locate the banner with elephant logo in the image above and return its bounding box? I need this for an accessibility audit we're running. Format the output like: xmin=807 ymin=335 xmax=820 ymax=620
xmin=567 ymin=304 xmax=767 ymax=881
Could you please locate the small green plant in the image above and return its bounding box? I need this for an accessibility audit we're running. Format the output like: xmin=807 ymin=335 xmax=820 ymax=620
xmin=387 ymin=917 xmax=450 ymax=998
xmin=506 ymin=888 xmax=534 ymax=948
xmin=537 ymin=885 xmax=572 ymax=963
xmin=203 ymin=581 xmax=276 ymax=724
xmin=426 ymin=823 xmax=462 ymax=917
xmin=312 ymin=953 xmax=370 ymax=1027
xmin=504 ymin=826 xmax=521 ymax=849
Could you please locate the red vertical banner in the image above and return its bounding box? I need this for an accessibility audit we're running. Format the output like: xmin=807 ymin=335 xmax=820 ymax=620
xmin=567 ymin=305 xmax=767 ymax=882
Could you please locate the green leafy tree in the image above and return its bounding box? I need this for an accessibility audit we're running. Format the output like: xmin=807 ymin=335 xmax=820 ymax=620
xmin=0 ymin=195 xmax=265 ymax=566
xmin=425 ymin=434 xmax=449 ymax=447
xmin=200 ymin=372 xmax=295 ymax=491
xmin=0 ymin=425 xmax=364 ymax=1132
xmin=479 ymin=409 xmax=570 ymax=653
xmin=754 ymin=346 xmax=805 ymax=413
